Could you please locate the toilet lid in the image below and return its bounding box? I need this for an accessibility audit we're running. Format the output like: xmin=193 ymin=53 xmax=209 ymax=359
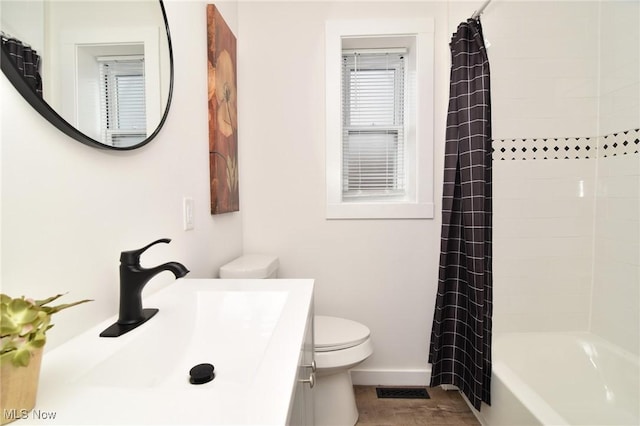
xmin=315 ymin=315 xmax=370 ymax=352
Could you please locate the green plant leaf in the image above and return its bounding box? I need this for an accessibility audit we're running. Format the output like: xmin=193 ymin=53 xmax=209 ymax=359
xmin=0 ymin=336 xmax=17 ymax=354
xmin=30 ymin=331 xmax=46 ymax=348
xmin=8 ymin=298 xmax=30 ymax=312
xmin=1 ymin=312 xmax=21 ymax=336
xmin=7 ymin=299 xmax=40 ymax=325
xmin=40 ymin=299 xmax=93 ymax=315
xmin=12 ymin=346 xmax=32 ymax=367
xmin=35 ymin=294 xmax=66 ymax=307
xmin=1 ymin=293 xmax=92 ymax=368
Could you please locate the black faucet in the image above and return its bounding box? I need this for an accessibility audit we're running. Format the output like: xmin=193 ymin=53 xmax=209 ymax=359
xmin=100 ymin=238 xmax=189 ymax=337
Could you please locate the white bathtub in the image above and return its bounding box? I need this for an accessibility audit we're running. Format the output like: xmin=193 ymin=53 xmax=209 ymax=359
xmin=473 ymin=332 xmax=640 ymax=426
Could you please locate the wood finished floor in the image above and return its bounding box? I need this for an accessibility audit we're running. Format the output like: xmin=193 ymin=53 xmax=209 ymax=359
xmin=354 ymin=386 xmax=480 ymax=426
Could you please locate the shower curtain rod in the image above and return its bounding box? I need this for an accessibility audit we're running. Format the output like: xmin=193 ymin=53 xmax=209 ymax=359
xmin=471 ymin=0 xmax=492 ymax=19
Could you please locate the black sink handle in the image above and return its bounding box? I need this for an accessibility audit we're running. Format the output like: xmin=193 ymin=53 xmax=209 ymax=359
xmin=120 ymin=238 xmax=172 ymax=265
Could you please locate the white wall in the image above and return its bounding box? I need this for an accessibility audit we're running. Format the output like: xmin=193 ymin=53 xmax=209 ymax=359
xmin=238 ymin=1 xmax=451 ymax=382
xmin=597 ymin=0 xmax=640 ymax=136
xmin=591 ymin=0 xmax=640 ymax=356
xmin=0 ymin=0 xmax=242 ymax=351
xmin=485 ymin=1 xmax=600 ymax=139
xmin=0 ymin=0 xmax=45 ymax=56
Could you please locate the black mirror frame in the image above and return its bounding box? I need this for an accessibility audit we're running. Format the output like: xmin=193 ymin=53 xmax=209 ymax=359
xmin=1 ymin=0 xmax=174 ymax=151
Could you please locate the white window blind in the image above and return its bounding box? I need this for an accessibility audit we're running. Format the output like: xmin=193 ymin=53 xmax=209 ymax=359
xmin=98 ymin=56 xmax=146 ymax=147
xmin=342 ymin=49 xmax=406 ymax=200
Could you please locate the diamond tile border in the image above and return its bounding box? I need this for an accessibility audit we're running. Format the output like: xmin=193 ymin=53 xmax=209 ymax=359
xmin=599 ymin=128 xmax=640 ymax=158
xmin=491 ymin=128 xmax=639 ymax=161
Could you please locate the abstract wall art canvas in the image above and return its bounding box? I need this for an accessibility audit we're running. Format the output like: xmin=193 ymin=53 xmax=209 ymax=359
xmin=207 ymin=5 xmax=239 ymax=214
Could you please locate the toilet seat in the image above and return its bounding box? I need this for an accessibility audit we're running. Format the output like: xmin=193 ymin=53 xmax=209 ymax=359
xmin=315 ymin=315 xmax=370 ymax=352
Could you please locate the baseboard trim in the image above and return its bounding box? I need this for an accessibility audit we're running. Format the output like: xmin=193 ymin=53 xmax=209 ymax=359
xmin=349 ymin=368 xmax=431 ymax=386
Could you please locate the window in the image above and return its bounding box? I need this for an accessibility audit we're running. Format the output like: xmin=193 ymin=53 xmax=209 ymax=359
xmin=62 ymin=28 xmax=163 ymax=146
xmin=326 ymin=19 xmax=435 ymax=219
xmin=98 ymin=56 xmax=147 ymax=147
xmin=342 ymin=49 xmax=406 ymax=200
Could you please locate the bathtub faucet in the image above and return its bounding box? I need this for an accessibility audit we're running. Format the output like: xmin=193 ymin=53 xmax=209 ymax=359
xmin=100 ymin=238 xmax=189 ymax=337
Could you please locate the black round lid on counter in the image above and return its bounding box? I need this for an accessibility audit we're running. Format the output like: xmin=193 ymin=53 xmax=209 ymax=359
xmin=189 ymin=363 xmax=215 ymax=384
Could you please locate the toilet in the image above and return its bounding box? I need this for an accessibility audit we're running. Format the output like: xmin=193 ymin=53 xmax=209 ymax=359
xmin=220 ymin=255 xmax=373 ymax=426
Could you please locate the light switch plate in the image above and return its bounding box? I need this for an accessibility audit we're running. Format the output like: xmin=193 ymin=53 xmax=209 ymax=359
xmin=183 ymin=197 xmax=194 ymax=230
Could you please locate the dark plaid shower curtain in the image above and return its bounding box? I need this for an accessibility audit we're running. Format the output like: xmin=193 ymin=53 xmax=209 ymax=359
xmin=1 ymin=36 xmax=43 ymax=96
xmin=429 ymin=18 xmax=492 ymax=411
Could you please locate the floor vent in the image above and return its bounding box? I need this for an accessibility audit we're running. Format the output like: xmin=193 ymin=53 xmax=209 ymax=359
xmin=375 ymin=387 xmax=430 ymax=399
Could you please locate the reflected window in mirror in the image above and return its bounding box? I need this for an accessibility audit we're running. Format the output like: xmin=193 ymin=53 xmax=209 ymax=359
xmin=98 ymin=56 xmax=147 ymax=147
xmin=0 ymin=0 xmax=173 ymax=150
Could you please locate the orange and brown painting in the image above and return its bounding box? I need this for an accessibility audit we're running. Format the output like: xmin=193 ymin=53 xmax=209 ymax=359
xmin=207 ymin=5 xmax=238 ymax=214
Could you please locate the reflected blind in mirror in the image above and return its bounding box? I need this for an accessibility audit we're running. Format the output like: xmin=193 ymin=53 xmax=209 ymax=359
xmin=98 ymin=56 xmax=146 ymax=147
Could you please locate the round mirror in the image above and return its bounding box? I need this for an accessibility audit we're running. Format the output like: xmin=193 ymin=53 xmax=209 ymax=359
xmin=0 ymin=0 xmax=173 ymax=150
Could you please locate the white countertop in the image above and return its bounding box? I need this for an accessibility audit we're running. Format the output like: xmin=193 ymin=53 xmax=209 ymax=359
xmin=17 ymin=279 xmax=314 ymax=425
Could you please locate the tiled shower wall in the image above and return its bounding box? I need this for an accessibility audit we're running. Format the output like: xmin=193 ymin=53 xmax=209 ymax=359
xmin=592 ymin=149 xmax=639 ymax=355
xmin=492 ymin=156 xmax=596 ymax=332
xmin=492 ymin=130 xmax=639 ymax=334
xmin=488 ymin=1 xmax=598 ymax=333
xmin=487 ymin=1 xmax=639 ymax=339
xmin=591 ymin=0 xmax=639 ymax=356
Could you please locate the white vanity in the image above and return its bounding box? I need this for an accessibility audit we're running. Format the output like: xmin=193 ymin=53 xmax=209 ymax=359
xmin=17 ymin=279 xmax=315 ymax=425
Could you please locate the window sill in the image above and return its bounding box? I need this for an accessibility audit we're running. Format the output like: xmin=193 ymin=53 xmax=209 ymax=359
xmin=326 ymin=201 xmax=434 ymax=220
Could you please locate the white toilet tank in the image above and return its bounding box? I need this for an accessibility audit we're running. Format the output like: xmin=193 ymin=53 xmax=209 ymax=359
xmin=219 ymin=254 xmax=279 ymax=279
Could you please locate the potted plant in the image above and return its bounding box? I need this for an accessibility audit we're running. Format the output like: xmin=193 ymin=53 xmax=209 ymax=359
xmin=0 ymin=293 xmax=92 ymax=425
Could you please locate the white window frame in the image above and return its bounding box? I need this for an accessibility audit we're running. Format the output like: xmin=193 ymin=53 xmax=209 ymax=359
xmin=325 ymin=19 xmax=435 ymax=219
xmin=57 ymin=28 xmax=162 ymax=144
